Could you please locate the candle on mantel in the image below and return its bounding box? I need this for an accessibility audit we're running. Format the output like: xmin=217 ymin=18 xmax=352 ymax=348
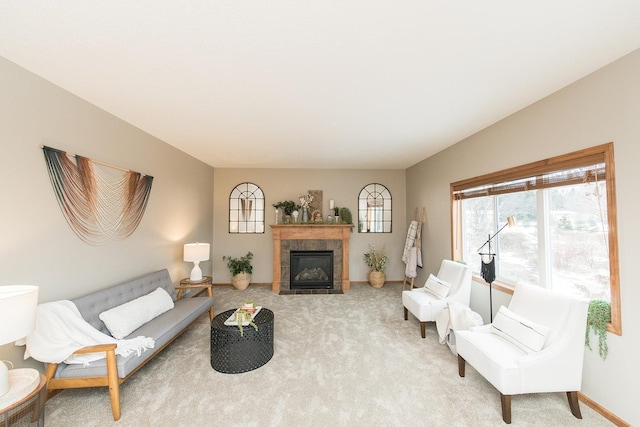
xmin=329 ymin=199 xmax=334 ymax=210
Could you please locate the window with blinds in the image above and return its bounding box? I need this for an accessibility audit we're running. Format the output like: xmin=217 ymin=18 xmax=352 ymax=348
xmin=451 ymin=143 xmax=621 ymax=335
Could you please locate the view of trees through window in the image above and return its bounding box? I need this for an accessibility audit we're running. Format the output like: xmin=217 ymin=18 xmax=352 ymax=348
xmin=452 ymin=143 xmax=620 ymax=334
xmin=461 ymin=180 xmax=610 ymax=301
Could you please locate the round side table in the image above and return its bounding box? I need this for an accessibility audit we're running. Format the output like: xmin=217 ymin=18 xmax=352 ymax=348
xmin=0 ymin=373 xmax=46 ymax=426
xmin=177 ymin=276 xmax=212 ymax=299
xmin=210 ymin=308 xmax=274 ymax=374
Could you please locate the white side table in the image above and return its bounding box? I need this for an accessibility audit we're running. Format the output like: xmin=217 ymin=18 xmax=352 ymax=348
xmin=0 ymin=372 xmax=46 ymax=426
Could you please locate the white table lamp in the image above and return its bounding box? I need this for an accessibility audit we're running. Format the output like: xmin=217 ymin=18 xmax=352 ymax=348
xmin=0 ymin=285 xmax=39 ymax=399
xmin=184 ymin=243 xmax=210 ymax=281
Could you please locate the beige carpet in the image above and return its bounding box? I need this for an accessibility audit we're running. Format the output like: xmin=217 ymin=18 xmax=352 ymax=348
xmin=44 ymin=284 xmax=612 ymax=426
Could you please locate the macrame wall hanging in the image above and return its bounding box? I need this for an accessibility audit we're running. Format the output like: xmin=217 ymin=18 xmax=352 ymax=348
xmin=42 ymin=146 xmax=154 ymax=245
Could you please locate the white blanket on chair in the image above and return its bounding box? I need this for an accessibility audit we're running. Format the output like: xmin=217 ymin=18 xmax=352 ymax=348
xmin=436 ymin=302 xmax=483 ymax=350
xmin=24 ymin=300 xmax=155 ymax=366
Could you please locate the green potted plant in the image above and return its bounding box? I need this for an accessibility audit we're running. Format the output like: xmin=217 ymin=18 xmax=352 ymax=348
xmin=339 ymin=207 xmax=353 ymax=225
xmin=364 ymin=244 xmax=388 ymax=288
xmin=223 ymin=251 xmax=253 ymax=290
xmin=273 ymin=200 xmax=301 ymax=223
xmin=585 ymin=299 xmax=611 ymax=360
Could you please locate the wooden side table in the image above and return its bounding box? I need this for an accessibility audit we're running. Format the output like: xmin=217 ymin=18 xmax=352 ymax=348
xmin=176 ymin=276 xmax=214 ymax=321
xmin=0 ymin=373 xmax=46 ymax=426
xmin=177 ymin=276 xmax=212 ymax=299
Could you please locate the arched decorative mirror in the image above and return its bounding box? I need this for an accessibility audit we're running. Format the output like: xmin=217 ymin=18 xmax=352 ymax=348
xmin=358 ymin=183 xmax=392 ymax=233
xmin=229 ymin=182 xmax=265 ymax=233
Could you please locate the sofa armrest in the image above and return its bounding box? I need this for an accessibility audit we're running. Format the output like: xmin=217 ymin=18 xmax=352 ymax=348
xmin=45 ymin=342 xmax=121 ymax=420
xmin=73 ymin=343 xmax=118 ymax=354
xmin=46 ymin=343 xmax=118 ymax=380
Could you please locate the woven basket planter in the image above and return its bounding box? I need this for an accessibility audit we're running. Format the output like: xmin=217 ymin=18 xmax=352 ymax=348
xmin=368 ymin=271 xmax=386 ymax=288
xmin=231 ymin=272 xmax=251 ymax=290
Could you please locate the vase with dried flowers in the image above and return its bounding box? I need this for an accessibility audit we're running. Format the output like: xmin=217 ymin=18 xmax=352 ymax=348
xmin=299 ymin=192 xmax=314 ymax=222
xmin=364 ymin=244 xmax=388 ymax=288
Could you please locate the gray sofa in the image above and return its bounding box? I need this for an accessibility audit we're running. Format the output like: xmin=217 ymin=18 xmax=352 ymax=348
xmin=44 ymin=269 xmax=214 ymax=421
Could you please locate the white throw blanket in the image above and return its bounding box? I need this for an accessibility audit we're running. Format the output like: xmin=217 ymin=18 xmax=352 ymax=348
xmin=404 ymin=246 xmax=418 ymax=278
xmin=402 ymin=220 xmax=419 ymax=263
xmin=402 ymin=220 xmax=423 ymax=276
xmin=24 ymin=300 xmax=155 ymax=366
xmin=436 ymin=302 xmax=483 ymax=354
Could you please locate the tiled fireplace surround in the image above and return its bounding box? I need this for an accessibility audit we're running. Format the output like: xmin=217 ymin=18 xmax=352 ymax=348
xmin=270 ymin=225 xmax=351 ymax=292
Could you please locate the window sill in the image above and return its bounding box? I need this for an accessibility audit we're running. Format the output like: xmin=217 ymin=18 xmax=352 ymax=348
xmin=471 ymin=275 xmax=515 ymax=296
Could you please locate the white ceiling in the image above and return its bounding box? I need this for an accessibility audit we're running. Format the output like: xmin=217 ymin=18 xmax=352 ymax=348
xmin=2 ymin=1 xmax=640 ymax=169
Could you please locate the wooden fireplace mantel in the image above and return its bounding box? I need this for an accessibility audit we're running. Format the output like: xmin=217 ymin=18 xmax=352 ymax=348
xmin=270 ymin=224 xmax=352 ymax=292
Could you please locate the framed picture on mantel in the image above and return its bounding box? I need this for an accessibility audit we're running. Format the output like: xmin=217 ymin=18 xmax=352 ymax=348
xmin=308 ymin=190 xmax=323 ymax=220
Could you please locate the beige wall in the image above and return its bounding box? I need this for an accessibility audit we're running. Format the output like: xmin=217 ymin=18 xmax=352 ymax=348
xmin=406 ymin=49 xmax=640 ymax=425
xmin=213 ymin=168 xmax=406 ymax=284
xmin=0 ymin=57 xmax=214 ymax=368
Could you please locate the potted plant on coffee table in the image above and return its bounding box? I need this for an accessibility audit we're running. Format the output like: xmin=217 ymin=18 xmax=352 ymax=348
xmin=234 ymin=301 xmax=259 ymax=336
xmin=223 ymin=251 xmax=253 ymax=290
xmin=364 ymin=244 xmax=388 ymax=288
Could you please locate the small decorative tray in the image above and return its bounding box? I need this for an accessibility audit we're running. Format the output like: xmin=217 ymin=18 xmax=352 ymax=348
xmin=224 ymin=306 xmax=262 ymax=326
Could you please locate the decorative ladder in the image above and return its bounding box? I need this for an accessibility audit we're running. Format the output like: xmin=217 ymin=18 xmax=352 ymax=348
xmin=403 ymin=207 xmax=425 ymax=291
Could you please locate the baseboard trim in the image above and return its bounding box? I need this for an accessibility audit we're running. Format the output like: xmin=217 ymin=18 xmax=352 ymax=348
xmin=579 ymin=392 xmax=630 ymax=427
xmin=213 ymin=281 xmax=405 ymax=287
xmin=212 ymin=282 xmax=271 ymax=287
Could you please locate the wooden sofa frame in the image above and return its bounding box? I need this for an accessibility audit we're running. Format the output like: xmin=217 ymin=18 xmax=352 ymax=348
xmin=44 ymin=282 xmax=213 ymax=421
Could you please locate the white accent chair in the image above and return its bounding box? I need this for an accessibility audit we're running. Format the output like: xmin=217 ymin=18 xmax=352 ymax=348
xmin=402 ymin=260 xmax=472 ymax=338
xmin=455 ymin=283 xmax=589 ymax=424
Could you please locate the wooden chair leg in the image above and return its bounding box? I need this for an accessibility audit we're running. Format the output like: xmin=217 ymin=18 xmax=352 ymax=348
xmin=420 ymin=322 xmax=426 ymax=338
xmin=458 ymin=355 xmax=466 ymax=377
xmin=500 ymin=394 xmax=512 ymax=424
xmin=105 ymin=349 xmax=121 ymax=421
xmin=44 ymin=363 xmax=58 ymax=389
xmin=567 ymin=391 xmax=582 ymax=419
xmin=403 ymin=307 xmax=408 ymax=320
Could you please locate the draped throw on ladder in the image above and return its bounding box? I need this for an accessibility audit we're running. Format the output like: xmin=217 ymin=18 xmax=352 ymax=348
xmin=42 ymin=146 xmax=153 ymax=245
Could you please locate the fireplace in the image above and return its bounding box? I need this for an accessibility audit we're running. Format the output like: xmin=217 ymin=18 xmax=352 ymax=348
xmin=270 ymin=224 xmax=351 ymax=292
xmin=290 ymin=251 xmax=333 ymax=290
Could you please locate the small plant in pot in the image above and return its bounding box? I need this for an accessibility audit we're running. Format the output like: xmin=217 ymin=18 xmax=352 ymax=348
xmin=273 ymin=200 xmax=301 ymax=223
xmin=339 ymin=207 xmax=353 ymax=225
xmin=364 ymin=244 xmax=388 ymax=288
xmin=585 ymin=299 xmax=611 ymax=360
xmin=223 ymin=251 xmax=253 ymax=290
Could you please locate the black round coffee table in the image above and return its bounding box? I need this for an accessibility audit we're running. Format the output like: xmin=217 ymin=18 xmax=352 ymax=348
xmin=210 ymin=308 xmax=274 ymax=374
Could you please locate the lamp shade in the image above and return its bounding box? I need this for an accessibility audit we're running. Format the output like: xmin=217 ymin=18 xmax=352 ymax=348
xmin=0 ymin=285 xmax=38 ymax=346
xmin=184 ymin=243 xmax=210 ymax=262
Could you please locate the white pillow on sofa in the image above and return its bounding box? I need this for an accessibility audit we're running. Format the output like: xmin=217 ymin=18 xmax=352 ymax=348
xmin=491 ymin=306 xmax=550 ymax=353
xmin=99 ymin=287 xmax=174 ymax=339
xmin=423 ymin=274 xmax=452 ymax=299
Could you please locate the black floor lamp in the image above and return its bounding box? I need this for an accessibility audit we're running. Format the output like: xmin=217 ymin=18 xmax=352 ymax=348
xmin=478 ymin=216 xmax=516 ymax=322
